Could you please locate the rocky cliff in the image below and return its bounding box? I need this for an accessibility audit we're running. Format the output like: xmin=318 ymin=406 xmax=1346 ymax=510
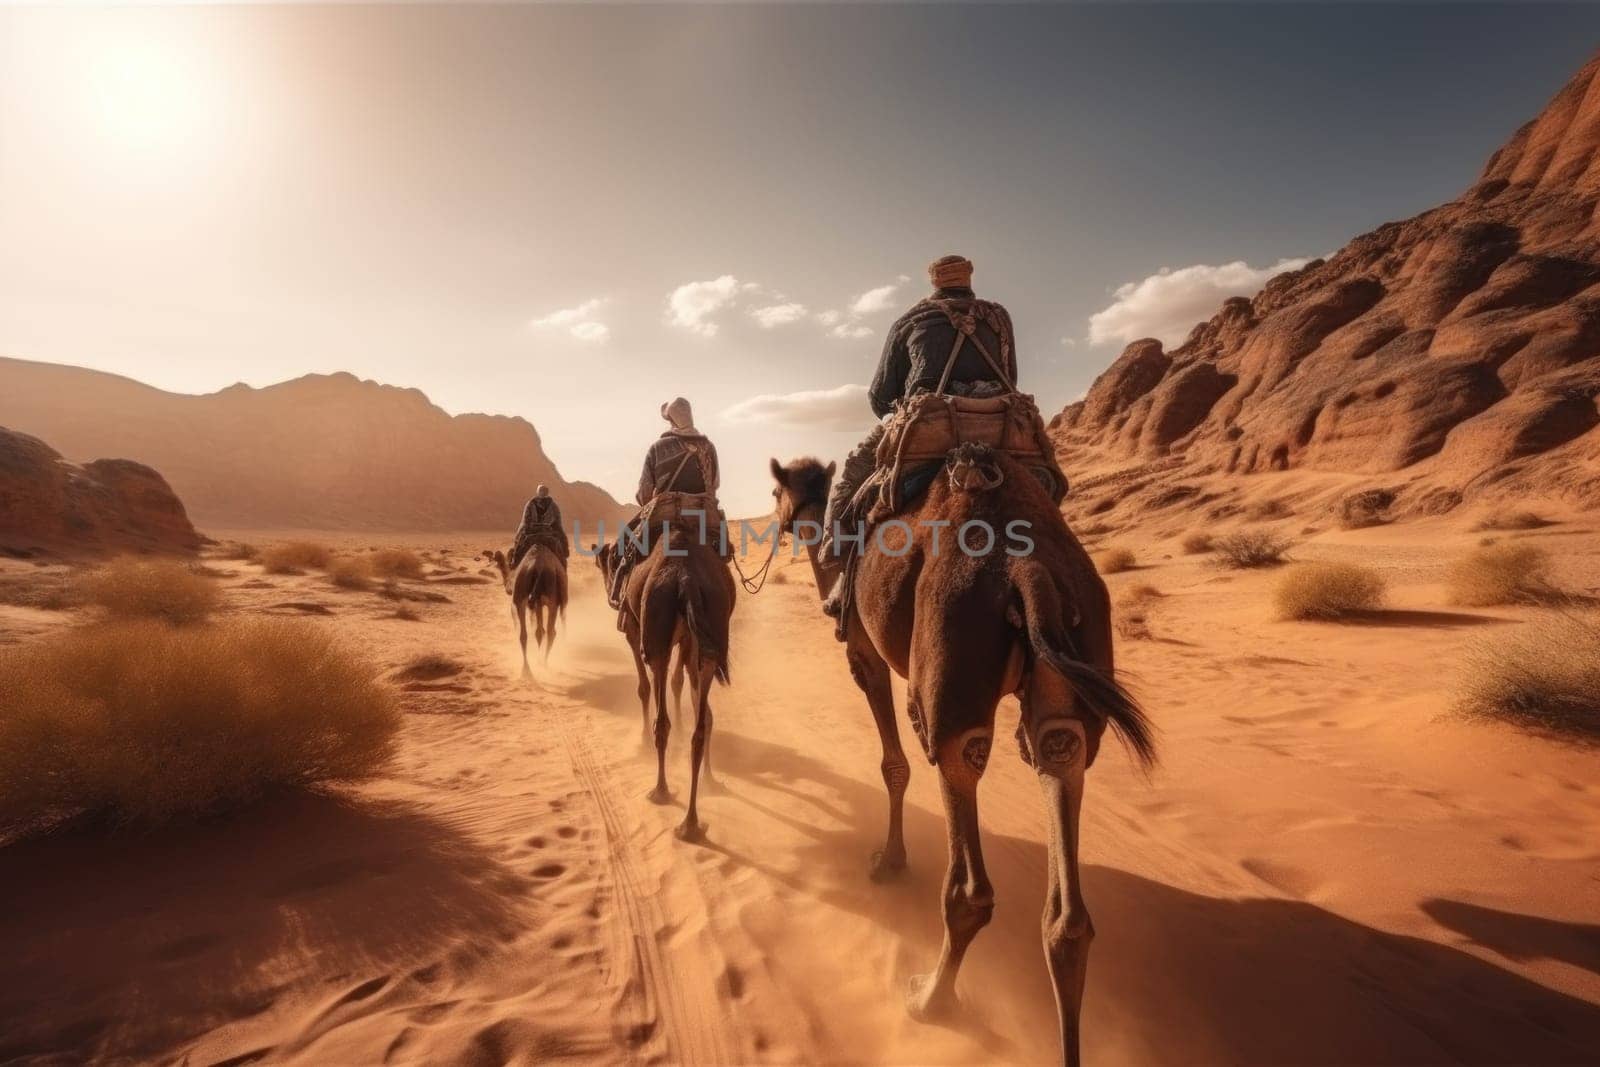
xmin=1054 ymin=52 xmax=1600 ymax=524
xmin=0 ymin=427 xmax=201 ymax=556
xmin=0 ymin=359 xmax=629 ymax=533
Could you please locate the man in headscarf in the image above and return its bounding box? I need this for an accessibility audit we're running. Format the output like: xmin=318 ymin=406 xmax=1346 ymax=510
xmin=607 ymin=397 xmax=726 ymax=608
xmin=509 ymin=484 xmax=568 ymax=567
xmin=820 ymin=255 xmax=1026 ymax=615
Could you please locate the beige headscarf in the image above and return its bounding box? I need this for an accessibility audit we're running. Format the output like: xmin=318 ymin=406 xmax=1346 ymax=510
xmin=661 ymin=396 xmax=696 ymax=433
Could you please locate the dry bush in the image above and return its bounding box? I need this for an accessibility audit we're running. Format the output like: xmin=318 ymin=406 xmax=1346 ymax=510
xmin=1180 ymin=532 xmax=1213 ymax=555
xmin=1472 ymin=509 xmax=1552 ymax=532
xmin=216 ymin=541 xmax=259 ymax=561
xmin=77 ymin=558 xmax=221 ymax=625
xmin=0 ymin=619 xmax=398 ymax=835
xmin=1339 ymin=488 xmax=1394 ymax=529
xmin=1447 ymin=544 xmax=1554 ymax=607
xmin=328 ymin=556 xmax=374 ymax=590
xmin=1113 ymin=583 xmax=1163 ymax=640
xmin=259 ymin=540 xmax=333 ymax=574
xmin=370 ymin=548 xmax=425 ymax=580
xmin=389 ymin=605 xmax=421 ymax=622
xmin=1273 ymin=562 xmax=1386 ymax=620
xmin=1096 ymin=547 xmax=1136 ymax=574
xmin=396 ymin=653 xmax=465 ymax=682
xmin=1458 ymin=613 xmax=1600 ymax=740
xmin=1250 ymin=498 xmax=1291 ymax=520
xmin=1213 ymin=529 xmax=1292 ymax=568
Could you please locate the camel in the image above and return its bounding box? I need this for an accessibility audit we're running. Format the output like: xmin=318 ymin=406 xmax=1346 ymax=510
xmin=484 ymin=544 xmax=568 ymax=679
xmin=597 ymin=531 xmax=734 ymax=840
xmin=769 ymin=448 xmax=1154 ymax=1065
xmin=595 ymin=542 xmax=688 ymax=744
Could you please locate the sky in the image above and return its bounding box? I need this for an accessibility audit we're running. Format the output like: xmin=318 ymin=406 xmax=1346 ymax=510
xmin=2 ymin=4 xmax=1597 ymax=515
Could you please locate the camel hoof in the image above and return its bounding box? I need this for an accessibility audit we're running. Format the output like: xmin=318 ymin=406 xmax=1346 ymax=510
xmin=869 ymin=848 xmax=907 ymax=883
xmin=674 ymin=819 xmax=705 ymax=843
xmin=698 ymin=774 xmax=727 ymax=796
xmin=905 ymin=973 xmax=956 ymax=1023
xmin=647 ymin=785 xmax=673 ymax=805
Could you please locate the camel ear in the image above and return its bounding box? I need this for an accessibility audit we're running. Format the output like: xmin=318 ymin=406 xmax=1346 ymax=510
xmin=825 ymin=460 xmax=837 ymax=478
xmin=769 ymin=457 xmax=787 ymax=486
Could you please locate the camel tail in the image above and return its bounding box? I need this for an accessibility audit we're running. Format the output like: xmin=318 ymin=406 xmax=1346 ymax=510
xmin=1014 ymin=563 xmax=1157 ymax=770
xmin=679 ymin=569 xmax=730 ymax=685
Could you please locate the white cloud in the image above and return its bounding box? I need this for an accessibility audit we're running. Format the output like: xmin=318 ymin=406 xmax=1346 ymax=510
xmin=529 ymin=297 xmax=609 ymax=343
xmin=750 ymin=302 xmax=808 ymax=329
xmin=666 ymin=275 xmax=744 ymax=337
xmin=816 ymin=309 xmax=843 ymax=326
xmin=569 ymin=321 xmax=610 ymax=343
xmin=1086 ymin=257 xmax=1310 ymax=348
xmin=827 ymin=322 xmax=874 ymax=340
xmin=720 ymin=384 xmax=871 ymax=430
xmin=850 ymin=282 xmax=901 ymax=316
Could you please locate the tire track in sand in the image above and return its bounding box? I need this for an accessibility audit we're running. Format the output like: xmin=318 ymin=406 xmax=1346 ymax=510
xmin=563 ymin=724 xmax=735 ymax=1066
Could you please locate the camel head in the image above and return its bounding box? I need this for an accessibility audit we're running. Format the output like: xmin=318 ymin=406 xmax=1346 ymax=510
xmin=769 ymin=456 xmax=834 ymax=529
xmin=594 ymin=540 xmax=617 ymax=584
xmin=481 ymin=548 xmax=510 ymax=582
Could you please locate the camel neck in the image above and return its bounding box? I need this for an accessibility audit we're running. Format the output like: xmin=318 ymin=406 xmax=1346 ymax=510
xmin=794 ymin=503 xmax=838 ymax=602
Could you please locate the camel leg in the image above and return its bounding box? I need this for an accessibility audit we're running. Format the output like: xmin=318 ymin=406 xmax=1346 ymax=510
xmin=541 ymin=598 xmax=557 ymax=665
xmin=907 ymin=728 xmax=994 ymax=1022
xmin=515 ymin=599 xmax=531 ymax=681
xmin=647 ymin=656 xmax=672 ymax=803
xmin=1033 ymin=717 xmax=1092 ymax=1067
xmin=848 ymin=632 xmax=910 ymax=880
xmin=670 ymin=655 xmax=686 ymax=724
xmin=629 ymin=640 xmax=652 ymax=749
xmin=676 ymin=659 xmax=718 ymax=841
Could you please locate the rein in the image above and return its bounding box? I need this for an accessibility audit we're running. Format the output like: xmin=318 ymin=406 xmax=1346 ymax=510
xmin=732 ymin=521 xmax=781 ymax=594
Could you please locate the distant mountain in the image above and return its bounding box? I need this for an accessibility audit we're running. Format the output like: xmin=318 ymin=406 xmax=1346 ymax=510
xmin=0 ymin=358 xmax=629 ymax=533
xmin=0 ymin=426 xmax=200 ymax=556
xmin=1053 ymin=51 xmax=1600 ymax=522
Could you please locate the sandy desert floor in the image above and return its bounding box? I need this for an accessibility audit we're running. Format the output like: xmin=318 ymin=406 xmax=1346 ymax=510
xmin=2 ymin=513 xmax=1599 ymax=1066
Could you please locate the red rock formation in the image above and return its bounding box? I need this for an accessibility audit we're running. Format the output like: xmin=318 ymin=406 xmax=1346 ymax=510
xmin=0 ymin=360 xmax=630 ymax=533
xmin=0 ymin=427 xmax=201 ymax=556
xmin=1055 ymin=52 xmax=1600 ymax=521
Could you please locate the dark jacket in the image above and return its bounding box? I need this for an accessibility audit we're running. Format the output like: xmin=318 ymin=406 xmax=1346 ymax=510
xmin=868 ymin=287 xmax=1018 ymax=418
xmin=512 ymin=495 xmax=568 ymax=561
xmin=636 ymin=431 xmax=719 ymax=506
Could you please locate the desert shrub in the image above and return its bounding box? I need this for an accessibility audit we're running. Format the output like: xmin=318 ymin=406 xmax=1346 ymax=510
xmin=1339 ymin=488 xmax=1394 ymax=529
xmin=215 ymin=541 xmax=259 ymax=561
xmin=1273 ymin=562 xmax=1386 ymax=620
xmin=1180 ymin=532 xmax=1213 ymax=555
xmin=396 ymin=653 xmax=465 ymax=682
xmin=1113 ymin=584 xmax=1163 ymax=640
xmin=0 ymin=619 xmax=398 ymax=835
xmin=1213 ymin=529 xmax=1292 ymax=568
xmin=1250 ymin=498 xmax=1291 ymax=520
xmin=1472 ymin=509 xmax=1552 ymax=532
xmin=77 ymin=558 xmax=220 ymax=625
xmin=369 ymin=548 xmax=425 ymax=580
xmin=389 ymin=605 xmax=421 ymax=622
xmin=259 ymin=541 xmax=333 ymax=574
xmin=1447 ymin=544 xmax=1553 ymax=607
xmin=1458 ymin=613 xmax=1600 ymax=739
xmin=328 ymin=556 xmax=374 ymax=590
xmin=1096 ymin=547 xmax=1136 ymax=574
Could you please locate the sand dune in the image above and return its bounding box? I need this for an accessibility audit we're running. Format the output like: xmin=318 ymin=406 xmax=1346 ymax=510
xmin=1 ymin=516 xmax=1597 ymax=1064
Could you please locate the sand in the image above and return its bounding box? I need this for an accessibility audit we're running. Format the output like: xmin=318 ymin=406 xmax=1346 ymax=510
xmin=1 ymin=511 xmax=1598 ymax=1065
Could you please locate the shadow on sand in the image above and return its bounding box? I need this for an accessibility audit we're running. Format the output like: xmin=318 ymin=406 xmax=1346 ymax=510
xmin=703 ymin=727 xmax=1600 ymax=1065
xmin=0 ymin=792 xmax=523 ymax=1063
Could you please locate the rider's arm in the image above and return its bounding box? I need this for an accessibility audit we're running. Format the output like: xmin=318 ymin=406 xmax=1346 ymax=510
xmin=636 ymin=447 xmax=657 ymax=506
xmin=703 ymin=440 xmax=721 ymax=493
xmin=868 ymin=319 xmax=909 ymax=418
xmin=1000 ymin=305 xmax=1019 ymax=387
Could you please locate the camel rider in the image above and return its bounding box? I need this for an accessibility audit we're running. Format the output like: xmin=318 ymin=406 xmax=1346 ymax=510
xmin=820 ymin=254 xmax=1028 ymax=615
xmin=509 ymin=484 xmax=568 ymax=566
xmin=607 ymin=397 xmax=727 ymax=609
